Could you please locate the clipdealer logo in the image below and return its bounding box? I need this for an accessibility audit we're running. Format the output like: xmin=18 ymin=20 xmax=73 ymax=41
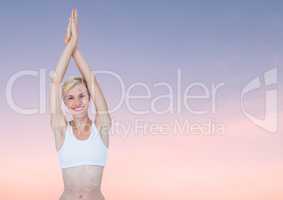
xmin=240 ymin=68 xmax=278 ymax=133
xmin=5 ymin=67 xmax=279 ymax=134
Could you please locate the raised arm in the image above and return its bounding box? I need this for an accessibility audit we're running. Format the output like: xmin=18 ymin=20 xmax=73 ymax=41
xmin=70 ymin=10 xmax=111 ymax=140
xmin=74 ymin=50 xmax=112 ymax=147
xmin=49 ymin=10 xmax=77 ymax=140
xmin=73 ymin=49 xmax=111 ymax=117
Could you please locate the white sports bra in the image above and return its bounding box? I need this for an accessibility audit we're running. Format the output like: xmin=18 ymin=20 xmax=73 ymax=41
xmin=58 ymin=121 xmax=108 ymax=169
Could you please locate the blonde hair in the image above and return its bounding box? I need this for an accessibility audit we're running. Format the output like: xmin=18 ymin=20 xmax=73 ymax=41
xmin=62 ymin=76 xmax=90 ymax=98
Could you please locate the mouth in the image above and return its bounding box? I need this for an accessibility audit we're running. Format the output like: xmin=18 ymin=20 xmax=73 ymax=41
xmin=72 ymin=106 xmax=85 ymax=112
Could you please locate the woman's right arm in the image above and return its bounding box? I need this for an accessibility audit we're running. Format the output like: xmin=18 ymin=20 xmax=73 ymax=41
xmin=49 ymin=10 xmax=77 ymax=134
xmin=49 ymin=44 xmax=74 ymax=130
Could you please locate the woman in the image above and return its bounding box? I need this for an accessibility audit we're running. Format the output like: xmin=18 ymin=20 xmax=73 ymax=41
xmin=49 ymin=9 xmax=111 ymax=200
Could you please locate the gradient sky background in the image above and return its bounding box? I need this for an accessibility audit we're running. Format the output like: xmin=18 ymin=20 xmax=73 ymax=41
xmin=1 ymin=0 xmax=283 ymax=199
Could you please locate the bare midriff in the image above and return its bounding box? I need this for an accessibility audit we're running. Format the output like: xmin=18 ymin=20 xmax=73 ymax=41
xmin=59 ymin=165 xmax=105 ymax=200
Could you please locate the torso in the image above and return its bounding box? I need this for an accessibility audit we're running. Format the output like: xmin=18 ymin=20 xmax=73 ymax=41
xmin=60 ymin=165 xmax=105 ymax=200
xmin=55 ymin=120 xmax=106 ymax=200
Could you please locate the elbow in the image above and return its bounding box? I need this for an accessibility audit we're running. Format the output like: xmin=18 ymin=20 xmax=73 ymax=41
xmin=49 ymin=71 xmax=61 ymax=85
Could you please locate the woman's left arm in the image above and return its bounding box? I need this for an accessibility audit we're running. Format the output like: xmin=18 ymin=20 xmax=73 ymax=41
xmin=74 ymin=49 xmax=112 ymax=144
xmin=73 ymin=49 xmax=111 ymax=116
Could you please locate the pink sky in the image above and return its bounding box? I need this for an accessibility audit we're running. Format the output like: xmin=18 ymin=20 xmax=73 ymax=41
xmin=1 ymin=109 xmax=282 ymax=199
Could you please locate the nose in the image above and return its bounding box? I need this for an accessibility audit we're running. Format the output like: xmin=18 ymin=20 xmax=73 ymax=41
xmin=73 ymin=98 xmax=83 ymax=107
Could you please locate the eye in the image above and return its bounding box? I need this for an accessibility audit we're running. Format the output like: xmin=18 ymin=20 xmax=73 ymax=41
xmin=68 ymin=96 xmax=74 ymax=100
xmin=79 ymin=94 xmax=85 ymax=98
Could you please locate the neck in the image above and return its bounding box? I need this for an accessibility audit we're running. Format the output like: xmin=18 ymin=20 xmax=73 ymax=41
xmin=72 ymin=114 xmax=90 ymax=127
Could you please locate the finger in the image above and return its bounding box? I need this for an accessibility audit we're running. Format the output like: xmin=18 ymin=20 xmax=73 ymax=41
xmin=67 ymin=17 xmax=71 ymax=36
xmin=73 ymin=8 xmax=77 ymax=25
xmin=74 ymin=10 xmax=78 ymax=26
xmin=72 ymin=8 xmax=75 ymax=18
xmin=65 ymin=17 xmax=72 ymax=42
xmin=71 ymin=14 xmax=77 ymax=37
xmin=75 ymin=8 xmax=78 ymax=19
xmin=72 ymin=8 xmax=76 ymax=20
xmin=74 ymin=9 xmax=79 ymax=29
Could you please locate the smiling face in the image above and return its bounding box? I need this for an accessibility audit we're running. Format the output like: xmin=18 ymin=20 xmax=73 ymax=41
xmin=62 ymin=81 xmax=90 ymax=117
